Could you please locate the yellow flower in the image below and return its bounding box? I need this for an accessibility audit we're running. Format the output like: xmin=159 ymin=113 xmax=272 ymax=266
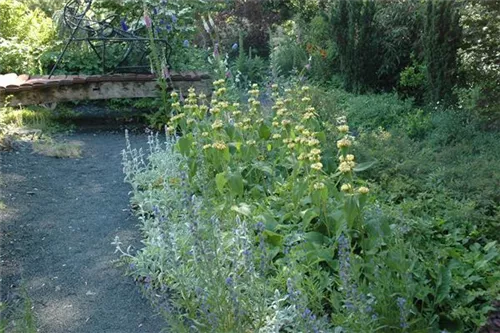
xmin=272 ymin=121 xmax=279 ymax=127
xmin=272 ymin=133 xmax=282 ymax=139
xmin=201 ymin=132 xmax=209 ymax=137
xmin=248 ymin=89 xmax=259 ymax=97
xmin=358 ymin=186 xmax=369 ymax=194
xmin=311 ymin=148 xmax=321 ymax=155
xmin=233 ymin=110 xmax=241 ymax=117
xmin=187 ymin=118 xmax=195 ymax=125
xmin=213 ymin=79 xmax=225 ymax=86
xmin=339 ymin=161 xmax=353 ymax=173
xmin=337 ymin=125 xmax=349 ymax=133
xmin=188 ymin=87 xmax=196 ymax=93
xmin=281 ymin=119 xmax=291 ymax=126
xmin=303 ymin=112 xmax=314 ymax=120
xmin=243 ymin=118 xmax=251 ymax=124
xmin=242 ymin=125 xmax=251 ymax=130
xmin=346 ymin=154 xmax=355 ymax=161
xmin=251 ymin=83 xmax=258 ymax=89
xmin=215 ymin=87 xmax=227 ymax=96
xmin=200 ymin=105 xmax=209 ymax=113
xmin=309 ymin=154 xmax=321 ymax=162
xmin=170 ymin=91 xmax=178 ymax=98
xmin=246 ymin=140 xmax=256 ymax=146
xmin=212 ymin=119 xmax=224 ymax=130
xmin=298 ymin=153 xmax=307 ymax=160
xmin=303 ymin=129 xmax=311 ymax=136
xmin=172 ymin=102 xmax=181 ymax=109
xmin=284 ymin=88 xmax=292 ymax=94
xmin=218 ymin=101 xmax=229 ymax=109
xmin=301 ymin=97 xmax=311 ymax=103
xmin=337 ymin=137 xmax=352 ymax=149
xmin=251 ymin=100 xmax=261 ymax=107
xmin=212 ymin=141 xmax=227 ymax=150
xmin=284 ymin=98 xmax=292 ymax=104
xmin=198 ymin=93 xmax=207 ymax=99
xmin=311 ymin=162 xmax=323 ymax=171
xmin=271 ymin=83 xmax=278 ymax=90
xmin=166 ymin=126 xmax=175 ymax=133
xmin=275 ymin=100 xmax=285 ymax=107
xmin=203 ymin=144 xmax=212 ymax=150
xmin=307 ymin=138 xmax=320 ymax=146
xmin=295 ymin=125 xmax=305 ymax=132
xmin=232 ymin=102 xmax=240 ymax=108
xmin=306 ymin=106 xmax=315 ymax=112
xmin=287 ymin=143 xmax=295 ymax=149
xmin=170 ymin=113 xmax=185 ymax=121
xmin=277 ymin=108 xmax=287 ymax=116
xmin=211 ymin=107 xmax=221 ymax=115
xmin=301 ymin=86 xmax=310 ymax=92
xmin=313 ymin=182 xmax=325 ymax=190
xmin=340 ymin=183 xmax=352 ymax=192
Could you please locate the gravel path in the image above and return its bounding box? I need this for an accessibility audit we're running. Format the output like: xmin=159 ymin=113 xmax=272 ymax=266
xmin=0 ymin=131 xmax=164 ymax=333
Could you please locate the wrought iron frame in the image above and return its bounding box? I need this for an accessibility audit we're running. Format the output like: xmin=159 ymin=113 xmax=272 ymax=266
xmin=49 ymin=0 xmax=172 ymax=78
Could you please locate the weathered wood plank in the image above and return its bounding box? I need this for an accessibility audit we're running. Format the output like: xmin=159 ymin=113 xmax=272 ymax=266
xmin=0 ymin=79 xmax=211 ymax=106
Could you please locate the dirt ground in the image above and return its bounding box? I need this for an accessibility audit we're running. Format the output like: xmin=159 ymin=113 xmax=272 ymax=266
xmin=0 ymin=130 xmax=165 ymax=333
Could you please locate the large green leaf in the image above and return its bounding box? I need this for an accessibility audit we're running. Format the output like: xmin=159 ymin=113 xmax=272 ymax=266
xmin=215 ymin=172 xmax=227 ymax=194
xmin=353 ymin=160 xmax=376 ymax=172
xmin=258 ymin=123 xmax=271 ymax=140
xmin=436 ymin=264 xmax=452 ymax=303
xmin=177 ymin=136 xmax=191 ymax=156
xmin=263 ymin=229 xmax=283 ymax=247
xmin=228 ymin=172 xmax=244 ymax=196
xmin=231 ymin=203 xmax=252 ymax=217
xmin=301 ymin=207 xmax=319 ymax=229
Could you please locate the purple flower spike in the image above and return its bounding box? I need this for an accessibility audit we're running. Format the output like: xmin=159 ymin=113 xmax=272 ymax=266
xmin=225 ymin=277 xmax=233 ymax=286
xmin=162 ymin=66 xmax=170 ymax=79
xmin=166 ymin=24 xmax=172 ymax=32
xmin=232 ymin=42 xmax=238 ymax=50
xmin=144 ymin=14 xmax=152 ymax=28
xmin=183 ymin=39 xmax=189 ymax=47
xmin=153 ymin=7 xmax=158 ymax=15
xmin=213 ymin=43 xmax=219 ymax=57
xmin=171 ymin=14 xmax=177 ymax=23
xmin=120 ymin=19 xmax=129 ymax=32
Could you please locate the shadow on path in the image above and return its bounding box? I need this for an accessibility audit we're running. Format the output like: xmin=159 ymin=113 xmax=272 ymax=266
xmin=0 ymin=130 xmax=165 ymax=333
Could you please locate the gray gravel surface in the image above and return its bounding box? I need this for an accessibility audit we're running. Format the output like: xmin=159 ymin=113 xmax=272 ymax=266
xmin=0 ymin=130 xmax=165 ymax=333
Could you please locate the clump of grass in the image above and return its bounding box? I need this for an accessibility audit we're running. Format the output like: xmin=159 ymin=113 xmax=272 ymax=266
xmin=0 ymin=288 xmax=37 ymax=333
xmin=32 ymin=139 xmax=83 ymax=158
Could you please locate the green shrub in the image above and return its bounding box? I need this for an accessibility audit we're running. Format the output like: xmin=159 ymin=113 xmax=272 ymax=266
xmin=270 ymin=22 xmax=308 ymax=77
xmin=0 ymin=0 xmax=55 ymax=74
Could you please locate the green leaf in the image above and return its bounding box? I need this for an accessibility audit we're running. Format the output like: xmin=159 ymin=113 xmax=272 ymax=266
xmin=252 ymin=161 xmax=274 ymax=176
xmin=353 ymin=160 xmax=376 ymax=172
xmin=263 ymin=229 xmax=283 ymax=247
xmin=231 ymin=203 xmax=251 ymax=217
xmin=215 ymin=172 xmax=227 ymax=194
xmin=258 ymin=123 xmax=271 ymax=140
xmin=177 ymin=136 xmax=191 ymax=156
xmin=436 ymin=265 xmax=452 ymax=303
xmin=303 ymin=231 xmax=325 ymax=244
xmin=228 ymin=172 xmax=244 ymax=196
xmin=301 ymin=208 xmax=319 ymax=229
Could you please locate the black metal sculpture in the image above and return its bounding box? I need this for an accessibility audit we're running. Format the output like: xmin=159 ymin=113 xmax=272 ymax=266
xmin=49 ymin=0 xmax=172 ymax=77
